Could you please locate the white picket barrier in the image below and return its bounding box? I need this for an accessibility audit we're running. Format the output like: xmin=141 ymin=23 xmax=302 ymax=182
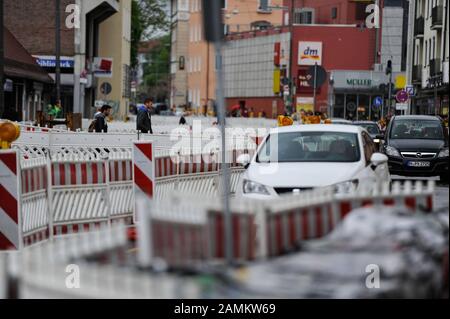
xmin=8 ymin=224 xmax=203 ymax=299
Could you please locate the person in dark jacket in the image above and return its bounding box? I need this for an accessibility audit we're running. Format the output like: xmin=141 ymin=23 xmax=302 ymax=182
xmin=137 ymin=98 xmax=154 ymax=134
xmin=94 ymin=105 xmax=112 ymax=133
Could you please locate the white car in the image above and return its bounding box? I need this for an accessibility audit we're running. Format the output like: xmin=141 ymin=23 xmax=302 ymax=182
xmin=236 ymin=124 xmax=391 ymax=199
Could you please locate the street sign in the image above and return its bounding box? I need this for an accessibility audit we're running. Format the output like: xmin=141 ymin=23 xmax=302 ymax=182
xmin=396 ymin=103 xmax=408 ymax=111
xmin=307 ymin=65 xmax=327 ymax=88
xmin=396 ymin=89 xmax=409 ymax=103
xmin=95 ymin=100 xmax=105 ymax=108
xmin=373 ymin=96 xmax=383 ymax=107
xmin=406 ymin=85 xmax=415 ymax=97
xmin=100 ymin=82 xmax=112 ymax=95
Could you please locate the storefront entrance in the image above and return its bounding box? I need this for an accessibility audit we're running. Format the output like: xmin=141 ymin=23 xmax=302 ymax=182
xmin=333 ymin=93 xmax=387 ymax=121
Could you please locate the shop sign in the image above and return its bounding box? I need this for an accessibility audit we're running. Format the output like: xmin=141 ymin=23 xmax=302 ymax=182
xmin=346 ymin=79 xmax=372 ymax=87
xmin=93 ymin=57 xmax=113 ymax=78
xmin=297 ymin=97 xmax=314 ymax=113
xmin=298 ymin=42 xmax=322 ymax=66
xmin=34 ymin=55 xmax=74 ymax=68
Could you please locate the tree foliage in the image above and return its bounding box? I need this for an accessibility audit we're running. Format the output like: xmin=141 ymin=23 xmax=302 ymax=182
xmin=131 ymin=0 xmax=169 ymax=68
xmin=142 ymin=35 xmax=171 ymax=101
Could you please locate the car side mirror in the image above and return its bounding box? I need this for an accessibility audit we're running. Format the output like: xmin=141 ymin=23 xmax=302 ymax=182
xmin=371 ymin=153 xmax=388 ymax=167
xmin=237 ymin=154 xmax=251 ymax=168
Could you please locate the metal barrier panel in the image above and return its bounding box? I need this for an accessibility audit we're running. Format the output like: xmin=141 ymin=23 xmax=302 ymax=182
xmin=0 ymin=150 xmax=21 ymax=251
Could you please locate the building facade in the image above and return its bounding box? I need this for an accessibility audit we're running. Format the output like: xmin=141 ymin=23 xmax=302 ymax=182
xmin=4 ymin=0 xmax=132 ymax=119
xmin=170 ymin=0 xmax=190 ymax=108
xmin=97 ymin=0 xmax=132 ymax=119
xmin=170 ymin=0 xmax=284 ymax=112
xmin=2 ymin=27 xmax=53 ymax=122
xmin=412 ymin=0 xmax=449 ymax=116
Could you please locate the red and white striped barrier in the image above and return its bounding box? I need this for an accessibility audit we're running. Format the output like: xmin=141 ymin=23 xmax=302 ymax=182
xmin=207 ymin=210 xmax=257 ymax=262
xmin=133 ymin=142 xmax=155 ymax=223
xmin=0 ymin=150 xmax=21 ymax=250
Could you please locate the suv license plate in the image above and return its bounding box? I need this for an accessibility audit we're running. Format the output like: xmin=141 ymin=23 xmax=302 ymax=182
xmin=407 ymin=161 xmax=431 ymax=167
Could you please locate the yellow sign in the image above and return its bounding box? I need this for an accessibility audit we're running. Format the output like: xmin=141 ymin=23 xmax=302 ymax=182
xmin=273 ymin=69 xmax=281 ymax=94
xmin=278 ymin=116 xmax=294 ymax=127
xmin=395 ymin=74 xmax=406 ymax=89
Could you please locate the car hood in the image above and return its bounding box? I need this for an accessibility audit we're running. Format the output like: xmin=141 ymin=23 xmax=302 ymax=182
xmin=246 ymin=162 xmax=364 ymax=188
xmin=389 ymin=139 xmax=446 ymax=152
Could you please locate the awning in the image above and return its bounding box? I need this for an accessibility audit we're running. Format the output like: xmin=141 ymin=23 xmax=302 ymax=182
xmin=3 ymin=27 xmax=53 ymax=84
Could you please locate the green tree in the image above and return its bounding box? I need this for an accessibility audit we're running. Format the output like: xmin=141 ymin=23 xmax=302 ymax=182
xmin=131 ymin=0 xmax=169 ymax=68
xmin=143 ymin=35 xmax=170 ymax=101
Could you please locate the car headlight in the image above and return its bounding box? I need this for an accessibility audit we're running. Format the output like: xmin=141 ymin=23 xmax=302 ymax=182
xmin=385 ymin=146 xmax=400 ymax=157
xmin=243 ymin=179 xmax=270 ymax=195
xmin=438 ymin=148 xmax=449 ymax=158
xmin=374 ymin=139 xmax=380 ymax=144
xmin=334 ymin=180 xmax=359 ymax=194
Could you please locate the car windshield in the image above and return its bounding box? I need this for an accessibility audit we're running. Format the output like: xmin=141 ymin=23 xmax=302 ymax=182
xmin=390 ymin=119 xmax=443 ymax=140
xmin=257 ymin=132 xmax=361 ymax=163
xmin=355 ymin=123 xmax=380 ymax=135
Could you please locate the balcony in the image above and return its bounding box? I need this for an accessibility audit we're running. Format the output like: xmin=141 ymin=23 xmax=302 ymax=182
xmin=430 ymin=59 xmax=441 ymax=77
xmin=412 ymin=65 xmax=422 ymax=84
xmin=414 ymin=16 xmax=424 ymax=37
xmin=431 ymin=5 xmax=443 ymax=30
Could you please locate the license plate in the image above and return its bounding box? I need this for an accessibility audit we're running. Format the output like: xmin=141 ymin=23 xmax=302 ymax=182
xmin=407 ymin=161 xmax=431 ymax=167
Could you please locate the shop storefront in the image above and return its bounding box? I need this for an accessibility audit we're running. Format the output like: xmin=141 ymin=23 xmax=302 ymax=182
xmin=330 ymin=70 xmax=406 ymax=121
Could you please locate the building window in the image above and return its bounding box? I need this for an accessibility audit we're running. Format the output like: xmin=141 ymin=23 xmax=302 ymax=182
xmin=222 ymin=0 xmax=227 ymax=10
xmin=123 ymin=64 xmax=131 ymax=98
xmin=258 ymin=0 xmax=271 ymax=12
xmin=294 ymin=9 xmax=314 ymax=24
xmin=331 ymin=7 xmax=338 ymax=19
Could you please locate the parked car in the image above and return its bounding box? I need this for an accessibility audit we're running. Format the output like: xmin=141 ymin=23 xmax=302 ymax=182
xmin=353 ymin=121 xmax=383 ymax=150
xmin=154 ymin=103 xmax=169 ymax=115
xmin=382 ymin=115 xmax=449 ymax=182
xmin=236 ymin=124 xmax=390 ymax=198
xmin=329 ymin=118 xmax=353 ymax=125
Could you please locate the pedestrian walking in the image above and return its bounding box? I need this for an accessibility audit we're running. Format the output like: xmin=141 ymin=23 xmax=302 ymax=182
xmin=137 ymin=98 xmax=154 ymax=134
xmin=89 ymin=105 xmax=111 ymax=133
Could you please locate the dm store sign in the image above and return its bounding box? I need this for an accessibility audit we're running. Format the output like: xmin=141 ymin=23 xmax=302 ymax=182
xmin=298 ymin=42 xmax=322 ymax=66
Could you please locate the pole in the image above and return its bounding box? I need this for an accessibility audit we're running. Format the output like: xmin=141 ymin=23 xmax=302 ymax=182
xmin=313 ymin=63 xmax=317 ymax=112
xmin=0 ymin=0 xmax=4 ymax=118
xmin=388 ymin=72 xmax=393 ymax=115
xmin=288 ymin=0 xmax=296 ymax=115
xmin=202 ymin=0 xmax=232 ymax=265
xmin=55 ymin=0 xmax=61 ymax=106
xmin=405 ymin=0 xmax=415 ymax=115
xmin=215 ymin=42 xmax=232 ymax=265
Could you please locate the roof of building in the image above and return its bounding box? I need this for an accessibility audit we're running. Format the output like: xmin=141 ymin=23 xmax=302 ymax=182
xmin=3 ymin=27 xmax=53 ymax=83
xmin=138 ymin=40 xmax=161 ymax=54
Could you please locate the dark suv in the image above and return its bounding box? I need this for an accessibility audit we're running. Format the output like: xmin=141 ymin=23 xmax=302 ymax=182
xmin=382 ymin=115 xmax=449 ymax=182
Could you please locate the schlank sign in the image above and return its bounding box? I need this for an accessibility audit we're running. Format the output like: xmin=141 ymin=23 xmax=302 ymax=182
xmin=298 ymin=42 xmax=323 ymax=66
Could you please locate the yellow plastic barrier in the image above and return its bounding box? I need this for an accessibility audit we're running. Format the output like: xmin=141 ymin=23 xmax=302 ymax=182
xmin=0 ymin=121 xmax=21 ymax=149
xmin=278 ymin=115 xmax=294 ymax=127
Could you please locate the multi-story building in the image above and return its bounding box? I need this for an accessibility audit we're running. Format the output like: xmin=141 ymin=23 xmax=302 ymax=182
xmin=97 ymin=0 xmax=132 ymax=119
xmin=4 ymin=0 xmax=132 ymax=119
xmin=170 ymin=0 xmax=284 ymax=112
xmin=412 ymin=0 xmax=449 ymax=115
xmin=2 ymin=27 xmax=53 ymax=122
xmin=170 ymin=0 xmax=190 ymax=108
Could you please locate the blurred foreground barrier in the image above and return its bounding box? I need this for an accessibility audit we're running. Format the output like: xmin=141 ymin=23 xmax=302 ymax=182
xmin=2 ymin=135 xmax=251 ymax=250
xmin=2 ymin=224 xmax=203 ymax=299
xmin=136 ymin=180 xmax=436 ymax=267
